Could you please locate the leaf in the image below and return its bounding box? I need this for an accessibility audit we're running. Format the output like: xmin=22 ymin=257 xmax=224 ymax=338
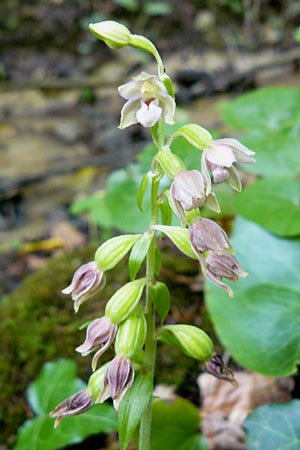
xmin=244 ymin=400 xmax=300 ymax=450
xmin=137 ymin=173 xmax=150 ymax=212
xmin=159 ymin=201 xmax=173 ymax=226
xmin=235 ymin=176 xmax=300 ymax=236
xmin=129 ymin=232 xmax=153 ymax=280
xmin=220 ymin=87 xmax=300 ymax=131
xmin=151 ymin=398 xmax=202 ymax=450
xmin=205 ymin=217 xmax=300 ymax=375
xmin=154 ymin=225 xmax=197 ymax=259
xmin=240 ymin=131 xmax=300 ymax=177
xmin=27 ymin=360 xmax=85 ymax=416
xmin=15 ymin=360 xmax=118 ymax=450
xmin=118 ymin=374 xmax=153 ymax=450
xmin=149 ymin=281 xmax=170 ymax=323
xmin=14 ymin=406 xmax=118 ymax=450
xmin=144 ymin=1 xmax=172 ymax=16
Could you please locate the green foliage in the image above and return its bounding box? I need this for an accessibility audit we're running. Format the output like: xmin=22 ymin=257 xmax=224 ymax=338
xmin=14 ymin=360 xmax=118 ymax=450
xmin=244 ymin=400 xmax=300 ymax=450
xmin=221 ymin=87 xmax=300 ymax=237
xmin=129 ymin=232 xmax=153 ymax=280
xmin=149 ymin=281 xmax=170 ymax=323
xmin=151 ymin=399 xmax=209 ymax=450
xmin=119 ymin=374 xmax=153 ymax=450
xmin=113 ymin=0 xmax=172 ymax=16
xmin=235 ymin=176 xmax=300 ymax=236
xmin=206 ymin=217 xmax=300 ymax=375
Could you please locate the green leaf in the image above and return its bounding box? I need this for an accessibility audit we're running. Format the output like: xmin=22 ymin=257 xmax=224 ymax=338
xmin=240 ymin=131 xmax=300 ymax=177
xmin=15 ymin=360 xmax=118 ymax=450
xmin=149 ymin=281 xmax=170 ymax=323
xmin=206 ymin=217 xmax=300 ymax=375
xmin=235 ymin=176 xmax=300 ymax=236
xmin=137 ymin=173 xmax=150 ymax=212
xmin=244 ymin=400 xmax=300 ymax=450
xmin=151 ymin=398 xmax=201 ymax=450
xmin=114 ymin=0 xmax=139 ymax=12
xmin=144 ymin=1 xmax=172 ymax=16
xmin=27 ymin=360 xmax=85 ymax=416
xmin=154 ymin=225 xmax=197 ymax=259
xmin=14 ymin=406 xmax=118 ymax=450
xmin=129 ymin=232 xmax=153 ymax=280
xmin=118 ymin=374 xmax=153 ymax=450
xmin=220 ymin=87 xmax=300 ymax=131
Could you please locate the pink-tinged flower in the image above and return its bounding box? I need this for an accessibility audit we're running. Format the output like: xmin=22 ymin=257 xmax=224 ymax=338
xmin=205 ymin=251 xmax=247 ymax=297
xmin=170 ymin=170 xmax=220 ymax=223
xmin=201 ymin=138 xmax=255 ymax=193
xmin=62 ymin=261 xmax=106 ymax=313
xmin=189 ymin=218 xmax=231 ymax=256
xmin=96 ymin=355 xmax=134 ymax=410
xmin=50 ymin=389 xmax=93 ymax=428
xmin=204 ymin=354 xmax=238 ymax=387
xmin=76 ymin=317 xmax=117 ymax=371
xmin=118 ymin=72 xmax=175 ymax=129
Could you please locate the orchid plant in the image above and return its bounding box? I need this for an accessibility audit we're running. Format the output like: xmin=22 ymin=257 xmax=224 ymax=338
xmin=50 ymin=21 xmax=255 ymax=450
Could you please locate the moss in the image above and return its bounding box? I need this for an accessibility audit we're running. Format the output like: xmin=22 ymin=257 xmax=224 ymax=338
xmin=0 ymin=243 xmax=213 ymax=447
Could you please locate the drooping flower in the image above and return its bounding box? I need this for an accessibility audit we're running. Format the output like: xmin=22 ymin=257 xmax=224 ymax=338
xmin=50 ymin=389 xmax=93 ymax=428
xmin=62 ymin=261 xmax=106 ymax=312
xmin=170 ymin=170 xmax=220 ymax=223
xmin=201 ymin=138 xmax=255 ymax=194
xmin=96 ymin=355 xmax=134 ymax=410
xmin=188 ymin=218 xmax=231 ymax=256
xmin=204 ymin=354 xmax=238 ymax=387
xmin=76 ymin=317 xmax=117 ymax=371
xmin=205 ymin=251 xmax=247 ymax=297
xmin=118 ymin=72 xmax=175 ymax=129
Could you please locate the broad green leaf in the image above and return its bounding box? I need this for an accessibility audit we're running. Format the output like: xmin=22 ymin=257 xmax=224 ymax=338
xmin=179 ymin=434 xmax=210 ymax=450
xmin=151 ymin=398 xmax=201 ymax=450
xmin=206 ymin=217 xmax=300 ymax=375
xmin=245 ymin=400 xmax=300 ymax=450
xmin=15 ymin=360 xmax=117 ymax=450
xmin=119 ymin=374 xmax=153 ymax=450
xmin=240 ymin=131 xmax=300 ymax=177
xmin=235 ymin=176 xmax=300 ymax=236
xmin=14 ymin=405 xmax=118 ymax=450
xmin=27 ymin=360 xmax=85 ymax=416
xmin=154 ymin=225 xmax=197 ymax=259
xmin=129 ymin=232 xmax=153 ymax=280
xmin=137 ymin=173 xmax=150 ymax=212
xmin=149 ymin=281 xmax=170 ymax=323
xmin=220 ymin=87 xmax=300 ymax=131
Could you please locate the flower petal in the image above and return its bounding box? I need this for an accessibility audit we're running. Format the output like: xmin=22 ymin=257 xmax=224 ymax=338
xmin=206 ymin=141 xmax=236 ymax=167
xmin=136 ymin=100 xmax=162 ymax=128
xmin=119 ymin=99 xmax=140 ymax=129
xmin=219 ymin=138 xmax=255 ymax=163
xmin=118 ymin=80 xmax=141 ymax=100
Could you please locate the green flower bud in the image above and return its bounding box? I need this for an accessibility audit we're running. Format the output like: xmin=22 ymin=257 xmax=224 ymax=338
xmin=115 ymin=306 xmax=146 ymax=358
xmin=105 ymin=278 xmax=147 ymax=324
xmin=168 ymin=124 xmax=213 ymax=151
xmin=95 ymin=234 xmax=141 ymax=271
xmin=89 ymin=21 xmax=132 ymax=49
xmin=153 ymin=225 xmax=197 ymax=260
xmin=158 ymin=324 xmax=214 ymax=361
xmin=155 ymin=148 xmax=186 ymax=179
xmin=88 ymin=362 xmax=111 ymax=400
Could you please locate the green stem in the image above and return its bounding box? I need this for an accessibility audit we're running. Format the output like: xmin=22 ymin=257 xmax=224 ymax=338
xmin=139 ymin=121 xmax=164 ymax=450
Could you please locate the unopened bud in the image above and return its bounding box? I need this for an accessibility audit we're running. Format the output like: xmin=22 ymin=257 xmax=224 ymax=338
xmin=115 ymin=306 xmax=146 ymax=358
xmin=204 ymin=354 xmax=238 ymax=387
xmin=95 ymin=234 xmax=141 ymax=271
xmin=105 ymin=278 xmax=147 ymax=324
xmin=50 ymin=389 xmax=93 ymax=428
xmin=89 ymin=21 xmax=131 ymax=49
xmin=155 ymin=148 xmax=185 ymax=179
xmin=158 ymin=324 xmax=214 ymax=361
xmin=168 ymin=124 xmax=212 ymax=150
xmin=88 ymin=362 xmax=111 ymax=400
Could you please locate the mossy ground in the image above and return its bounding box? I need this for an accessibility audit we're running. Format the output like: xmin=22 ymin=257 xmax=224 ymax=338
xmin=0 ymin=243 xmax=207 ymax=448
